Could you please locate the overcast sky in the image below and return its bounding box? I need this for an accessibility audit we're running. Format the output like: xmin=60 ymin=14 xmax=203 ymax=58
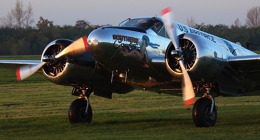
xmin=0 ymin=0 xmax=259 ymax=26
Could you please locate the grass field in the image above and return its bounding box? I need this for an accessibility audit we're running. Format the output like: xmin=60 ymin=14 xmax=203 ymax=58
xmin=0 ymin=56 xmax=260 ymax=140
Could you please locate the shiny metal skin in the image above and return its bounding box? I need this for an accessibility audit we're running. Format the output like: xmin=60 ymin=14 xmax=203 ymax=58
xmin=87 ymin=17 xmax=259 ymax=94
xmin=88 ymin=18 xmax=172 ymax=88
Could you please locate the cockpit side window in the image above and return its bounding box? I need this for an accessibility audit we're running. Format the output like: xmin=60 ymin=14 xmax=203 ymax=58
xmin=151 ymin=21 xmax=169 ymax=38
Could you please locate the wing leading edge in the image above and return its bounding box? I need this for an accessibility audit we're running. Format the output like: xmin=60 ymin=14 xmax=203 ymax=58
xmin=0 ymin=60 xmax=41 ymax=69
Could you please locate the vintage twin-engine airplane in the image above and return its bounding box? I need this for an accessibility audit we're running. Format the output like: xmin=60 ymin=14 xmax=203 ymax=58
xmin=1 ymin=8 xmax=260 ymax=127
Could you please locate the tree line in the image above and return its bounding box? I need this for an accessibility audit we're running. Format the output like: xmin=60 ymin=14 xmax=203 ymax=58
xmin=0 ymin=25 xmax=96 ymax=55
xmin=0 ymin=1 xmax=259 ymax=55
xmin=0 ymin=0 xmax=97 ymax=55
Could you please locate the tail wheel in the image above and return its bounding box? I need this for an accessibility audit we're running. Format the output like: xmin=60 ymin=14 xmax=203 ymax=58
xmin=68 ymin=98 xmax=93 ymax=123
xmin=192 ymin=97 xmax=217 ymax=127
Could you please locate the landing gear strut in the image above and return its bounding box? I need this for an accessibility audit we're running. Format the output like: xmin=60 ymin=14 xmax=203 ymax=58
xmin=192 ymin=83 xmax=217 ymax=127
xmin=68 ymin=88 xmax=93 ymax=123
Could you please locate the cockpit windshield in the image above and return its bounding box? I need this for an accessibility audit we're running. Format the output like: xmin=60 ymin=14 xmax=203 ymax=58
xmin=119 ymin=17 xmax=169 ymax=38
xmin=119 ymin=17 xmax=161 ymax=30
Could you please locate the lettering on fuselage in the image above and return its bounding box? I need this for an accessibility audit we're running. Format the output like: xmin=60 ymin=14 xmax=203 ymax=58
xmin=177 ymin=24 xmax=216 ymax=43
xmin=112 ymin=34 xmax=139 ymax=50
xmin=113 ymin=35 xmax=139 ymax=44
xmin=112 ymin=34 xmax=153 ymax=65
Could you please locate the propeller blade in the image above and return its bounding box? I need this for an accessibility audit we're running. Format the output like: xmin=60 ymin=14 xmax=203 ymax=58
xmin=55 ymin=36 xmax=88 ymax=59
xmin=16 ymin=36 xmax=88 ymax=81
xmin=16 ymin=62 xmax=46 ymax=81
xmin=161 ymin=7 xmax=195 ymax=105
xmin=179 ymin=60 xmax=195 ymax=106
xmin=161 ymin=7 xmax=180 ymax=50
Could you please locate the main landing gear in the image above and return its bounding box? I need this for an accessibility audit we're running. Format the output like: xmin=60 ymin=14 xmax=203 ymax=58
xmin=192 ymin=83 xmax=218 ymax=127
xmin=68 ymin=88 xmax=93 ymax=123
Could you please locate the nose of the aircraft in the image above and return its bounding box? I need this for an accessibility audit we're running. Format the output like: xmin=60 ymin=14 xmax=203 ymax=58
xmin=88 ymin=28 xmax=115 ymax=61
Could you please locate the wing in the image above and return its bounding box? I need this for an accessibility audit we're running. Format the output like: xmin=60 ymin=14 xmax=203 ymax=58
xmin=228 ymin=55 xmax=260 ymax=73
xmin=227 ymin=54 xmax=260 ymax=92
xmin=0 ymin=60 xmax=41 ymax=69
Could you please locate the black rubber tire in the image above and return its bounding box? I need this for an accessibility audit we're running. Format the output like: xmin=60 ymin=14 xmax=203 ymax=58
xmin=68 ymin=98 xmax=92 ymax=123
xmin=192 ymin=97 xmax=217 ymax=127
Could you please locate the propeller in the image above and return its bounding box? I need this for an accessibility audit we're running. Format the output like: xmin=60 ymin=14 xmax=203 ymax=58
xmin=55 ymin=36 xmax=88 ymax=59
xmin=16 ymin=36 xmax=88 ymax=81
xmin=161 ymin=7 xmax=195 ymax=106
xmin=16 ymin=62 xmax=46 ymax=81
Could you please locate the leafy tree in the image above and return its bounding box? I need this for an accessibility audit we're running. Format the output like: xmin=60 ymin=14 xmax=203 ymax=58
xmin=75 ymin=20 xmax=90 ymax=29
xmin=0 ymin=24 xmax=95 ymax=55
xmin=36 ymin=17 xmax=54 ymax=29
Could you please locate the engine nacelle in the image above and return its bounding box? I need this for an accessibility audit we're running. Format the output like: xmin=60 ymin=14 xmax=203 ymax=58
xmin=41 ymin=39 xmax=96 ymax=86
xmin=165 ymin=34 xmax=226 ymax=81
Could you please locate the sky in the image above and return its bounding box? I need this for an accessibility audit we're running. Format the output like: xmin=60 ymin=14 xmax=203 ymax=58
xmin=0 ymin=0 xmax=259 ymax=26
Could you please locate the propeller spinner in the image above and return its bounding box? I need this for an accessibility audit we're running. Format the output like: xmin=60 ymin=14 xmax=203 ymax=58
xmin=161 ymin=7 xmax=195 ymax=105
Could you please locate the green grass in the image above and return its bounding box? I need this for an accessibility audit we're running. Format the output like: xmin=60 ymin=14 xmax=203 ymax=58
xmin=0 ymin=56 xmax=260 ymax=140
xmin=254 ymin=50 xmax=260 ymax=54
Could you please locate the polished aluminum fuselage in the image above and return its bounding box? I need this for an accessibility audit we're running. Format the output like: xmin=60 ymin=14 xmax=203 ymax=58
xmin=89 ymin=26 xmax=171 ymax=85
xmin=87 ymin=17 xmax=256 ymax=94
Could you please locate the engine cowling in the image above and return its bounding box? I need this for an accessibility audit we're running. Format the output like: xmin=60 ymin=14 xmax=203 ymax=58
xmin=41 ymin=39 xmax=96 ymax=86
xmin=165 ymin=38 xmax=198 ymax=77
xmin=166 ymin=33 xmax=227 ymax=82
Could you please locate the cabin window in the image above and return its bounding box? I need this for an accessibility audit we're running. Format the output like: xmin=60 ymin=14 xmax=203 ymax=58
xmin=223 ymin=40 xmax=237 ymax=56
